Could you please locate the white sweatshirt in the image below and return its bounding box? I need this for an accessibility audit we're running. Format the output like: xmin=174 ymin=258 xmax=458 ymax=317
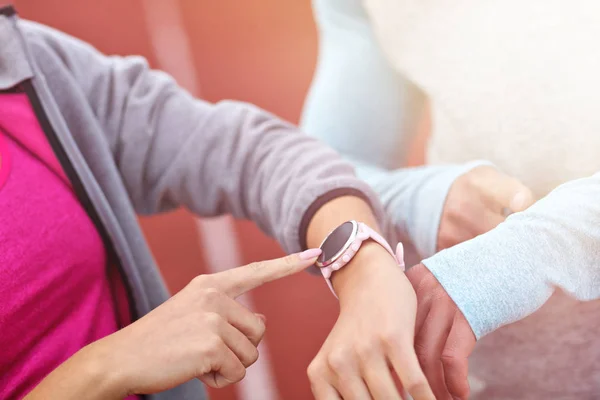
xmin=303 ymin=0 xmax=600 ymax=397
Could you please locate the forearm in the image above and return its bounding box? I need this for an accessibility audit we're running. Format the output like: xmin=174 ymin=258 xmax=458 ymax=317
xmin=25 ymin=343 xmax=122 ymax=400
xmin=26 ymin=22 xmax=387 ymax=255
xmin=303 ymin=0 xmax=422 ymax=171
xmin=423 ymin=172 xmax=600 ymax=338
xmin=355 ymin=159 xmax=492 ymax=258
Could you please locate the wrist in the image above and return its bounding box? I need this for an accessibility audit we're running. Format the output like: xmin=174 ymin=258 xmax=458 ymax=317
xmin=331 ymin=241 xmax=399 ymax=300
xmin=23 ymin=337 xmax=125 ymax=400
xmin=76 ymin=339 xmax=127 ymax=399
xmin=306 ymin=196 xmax=380 ymax=249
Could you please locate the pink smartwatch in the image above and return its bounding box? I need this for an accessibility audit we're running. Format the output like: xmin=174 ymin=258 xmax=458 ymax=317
xmin=315 ymin=220 xmax=405 ymax=296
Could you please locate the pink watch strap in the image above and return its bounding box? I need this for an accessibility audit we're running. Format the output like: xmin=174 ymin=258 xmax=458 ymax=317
xmin=320 ymin=222 xmax=405 ymax=297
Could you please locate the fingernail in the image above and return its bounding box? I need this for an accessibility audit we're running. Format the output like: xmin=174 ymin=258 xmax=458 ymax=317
xmin=299 ymin=248 xmax=322 ymax=260
xmin=255 ymin=313 xmax=267 ymax=324
xmin=510 ymin=191 xmax=528 ymax=211
xmin=395 ymin=243 xmax=406 ymax=270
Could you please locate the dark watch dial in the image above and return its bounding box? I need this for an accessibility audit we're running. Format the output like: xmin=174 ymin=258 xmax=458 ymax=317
xmin=316 ymin=220 xmax=358 ymax=268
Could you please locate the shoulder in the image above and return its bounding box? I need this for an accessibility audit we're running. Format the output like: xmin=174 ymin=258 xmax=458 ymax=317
xmin=17 ymin=19 xmax=149 ymax=88
xmin=18 ymin=20 xmax=95 ymax=57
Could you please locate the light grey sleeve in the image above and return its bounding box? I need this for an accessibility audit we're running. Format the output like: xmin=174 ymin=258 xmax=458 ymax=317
xmin=25 ymin=21 xmax=392 ymax=254
xmin=423 ymin=172 xmax=600 ymax=339
xmin=301 ymin=0 xmax=486 ymax=257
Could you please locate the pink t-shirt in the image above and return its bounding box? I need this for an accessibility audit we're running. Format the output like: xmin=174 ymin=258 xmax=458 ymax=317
xmin=0 ymin=92 xmax=137 ymax=399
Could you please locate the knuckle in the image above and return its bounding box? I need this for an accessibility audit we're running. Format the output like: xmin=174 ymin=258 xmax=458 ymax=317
xmin=327 ymin=349 xmax=350 ymax=373
xmin=355 ymin=339 xmax=379 ymax=360
xmin=440 ymin=344 xmax=466 ymax=369
xmin=440 ymin=352 xmax=460 ymax=369
xmin=307 ymin=360 xmax=326 ymax=382
xmin=462 ymin=174 xmax=477 ymax=190
xmin=380 ymin=329 xmax=403 ymax=351
xmin=449 ymin=196 xmax=470 ymax=216
xmin=199 ymin=288 xmax=224 ymax=307
xmin=413 ymin=269 xmax=445 ymax=299
xmin=192 ymin=274 xmax=213 ymax=289
xmin=247 ymin=261 xmax=265 ymax=273
xmin=443 ymin=197 xmax=468 ymax=223
xmin=203 ymin=311 xmax=224 ymax=330
xmin=202 ymin=335 xmax=224 ymax=359
xmin=458 ymin=169 xmax=478 ymax=188
xmin=282 ymin=255 xmax=295 ymax=268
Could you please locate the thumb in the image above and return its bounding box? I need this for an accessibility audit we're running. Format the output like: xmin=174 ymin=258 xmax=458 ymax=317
xmin=507 ymin=187 xmax=535 ymax=213
xmin=216 ymin=248 xmax=322 ymax=298
xmin=480 ymin=170 xmax=535 ymax=213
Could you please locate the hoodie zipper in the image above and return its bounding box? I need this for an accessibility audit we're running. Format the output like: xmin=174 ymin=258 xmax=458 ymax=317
xmin=21 ymin=80 xmax=138 ymax=326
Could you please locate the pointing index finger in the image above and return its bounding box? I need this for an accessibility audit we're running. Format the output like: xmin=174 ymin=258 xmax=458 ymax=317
xmin=220 ymin=248 xmax=322 ymax=298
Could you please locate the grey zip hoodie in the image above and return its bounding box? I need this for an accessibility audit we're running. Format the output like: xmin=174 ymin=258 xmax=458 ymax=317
xmin=0 ymin=6 xmax=393 ymax=399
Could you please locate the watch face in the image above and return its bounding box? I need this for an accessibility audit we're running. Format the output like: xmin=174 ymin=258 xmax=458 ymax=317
xmin=317 ymin=221 xmax=356 ymax=267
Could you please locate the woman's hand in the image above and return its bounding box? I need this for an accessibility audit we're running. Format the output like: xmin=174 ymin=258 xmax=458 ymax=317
xmin=25 ymin=250 xmax=321 ymax=400
xmin=438 ymin=166 xmax=534 ymax=251
xmin=307 ymin=243 xmax=435 ymax=400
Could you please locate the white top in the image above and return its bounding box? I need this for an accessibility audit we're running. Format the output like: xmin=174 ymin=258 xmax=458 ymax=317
xmin=303 ymin=0 xmax=600 ymax=397
xmin=364 ymin=0 xmax=600 ymax=196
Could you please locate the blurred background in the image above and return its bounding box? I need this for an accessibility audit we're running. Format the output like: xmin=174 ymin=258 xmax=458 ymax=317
xmin=6 ymin=1 xmax=425 ymax=399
